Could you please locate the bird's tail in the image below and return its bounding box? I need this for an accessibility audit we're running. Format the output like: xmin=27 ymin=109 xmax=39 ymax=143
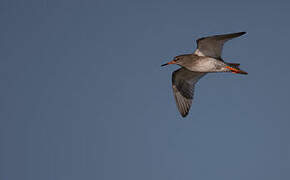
xmin=226 ymin=63 xmax=248 ymax=75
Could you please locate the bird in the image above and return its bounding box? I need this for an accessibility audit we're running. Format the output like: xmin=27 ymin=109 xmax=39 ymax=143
xmin=161 ymin=32 xmax=247 ymax=117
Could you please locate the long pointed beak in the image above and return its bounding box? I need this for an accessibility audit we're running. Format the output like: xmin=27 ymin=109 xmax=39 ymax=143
xmin=161 ymin=60 xmax=176 ymax=67
xmin=225 ymin=66 xmax=248 ymax=75
xmin=161 ymin=63 xmax=169 ymax=67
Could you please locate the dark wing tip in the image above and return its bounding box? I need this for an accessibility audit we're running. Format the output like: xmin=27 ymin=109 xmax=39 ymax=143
xmin=237 ymin=31 xmax=247 ymax=35
xmin=181 ymin=112 xmax=189 ymax=118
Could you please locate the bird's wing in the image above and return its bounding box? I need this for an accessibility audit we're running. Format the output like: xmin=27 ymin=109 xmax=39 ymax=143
xmin=194 ymin=32 xmax=246 ymax=59
xmin=172 ymin=68 xmax=206 ymax=117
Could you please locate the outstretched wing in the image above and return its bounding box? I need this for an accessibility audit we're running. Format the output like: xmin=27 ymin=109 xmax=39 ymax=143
xmin=172 ymin=68 xmax=206 ymax=117
xmin=194 ymin=32 xmax=246 ymax=59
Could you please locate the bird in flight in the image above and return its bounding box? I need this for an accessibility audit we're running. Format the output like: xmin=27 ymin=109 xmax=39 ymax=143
xmin=161 ymin=32 xmax=247 ymax=117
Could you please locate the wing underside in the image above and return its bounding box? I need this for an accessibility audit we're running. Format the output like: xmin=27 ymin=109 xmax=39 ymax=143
xmin=172 ymin=68 xmax=206 ymax=117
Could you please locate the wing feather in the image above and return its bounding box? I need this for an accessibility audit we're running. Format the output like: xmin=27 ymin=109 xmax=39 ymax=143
xmin=172 ymin=68 xmax=206 ymax=117
xmin=194 ymin=32 xmax=246 ymax=59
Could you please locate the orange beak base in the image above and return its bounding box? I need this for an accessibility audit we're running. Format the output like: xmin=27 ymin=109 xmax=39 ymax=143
xmin=225 ymin=66 xmax=248 ymax=75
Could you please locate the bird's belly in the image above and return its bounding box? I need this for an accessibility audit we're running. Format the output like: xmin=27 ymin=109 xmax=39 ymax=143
xmin=187 ymin=59 xmax=222 ymax=72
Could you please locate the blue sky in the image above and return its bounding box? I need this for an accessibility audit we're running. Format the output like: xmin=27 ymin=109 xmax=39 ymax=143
xmin=1 ymin=0 xmax=290 ymax=179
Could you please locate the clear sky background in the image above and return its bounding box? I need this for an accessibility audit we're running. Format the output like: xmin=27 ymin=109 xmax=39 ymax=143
xmin=1 ymin=0 xmax=290 ymax=179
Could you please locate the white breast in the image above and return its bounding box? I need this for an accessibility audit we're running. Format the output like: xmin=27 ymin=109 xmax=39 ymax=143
xmin=188 ymin=57 xmax=218 ymax=72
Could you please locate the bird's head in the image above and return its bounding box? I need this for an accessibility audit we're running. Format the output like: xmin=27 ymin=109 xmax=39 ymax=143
xmin=161 ymin=55 xmax=185 ymax=67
